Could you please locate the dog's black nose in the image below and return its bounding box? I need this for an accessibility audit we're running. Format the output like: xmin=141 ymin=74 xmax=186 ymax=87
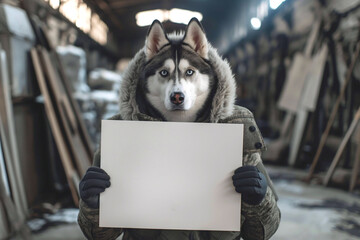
xmin=170 ymin=92 xmax=185 ymax=105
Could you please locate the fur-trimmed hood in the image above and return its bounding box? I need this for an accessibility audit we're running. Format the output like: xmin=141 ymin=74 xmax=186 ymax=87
xmin=119 ymin=40 xmax=236 ymax=123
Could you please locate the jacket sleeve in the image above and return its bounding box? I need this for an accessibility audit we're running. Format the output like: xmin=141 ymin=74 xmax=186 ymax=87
xmin=240 ymin=152 xmax=281 ymax=240
xmin=77 ymin=149 xmax=123 ymax=240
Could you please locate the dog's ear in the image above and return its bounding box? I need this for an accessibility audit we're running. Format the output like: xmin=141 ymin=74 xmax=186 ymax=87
xmin=145 ymin=20 xmax=169 ymax=60
xmin=183 ymin=18 xmax=208 ymax=59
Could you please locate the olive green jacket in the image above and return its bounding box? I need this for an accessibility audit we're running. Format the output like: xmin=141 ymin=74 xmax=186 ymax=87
xmin=78 ymin=107 xmax=280 ymax=240
xmin=78 ymin=41 xmax=280 ymax=240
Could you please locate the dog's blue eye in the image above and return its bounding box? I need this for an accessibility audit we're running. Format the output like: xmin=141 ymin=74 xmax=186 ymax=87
xmin=186 ymin=69 xmax=194 ymax=76
xmin=159 ymin=70 xmax=169 ymax=77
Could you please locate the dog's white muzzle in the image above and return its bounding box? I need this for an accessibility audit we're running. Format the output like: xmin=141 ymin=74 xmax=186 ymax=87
xmin=164 ymin=81 xmax=195 ymax=111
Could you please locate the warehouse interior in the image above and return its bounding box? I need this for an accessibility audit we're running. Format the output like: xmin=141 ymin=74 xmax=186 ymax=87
xmin=1 ymin=0 xmax=360 ymax=239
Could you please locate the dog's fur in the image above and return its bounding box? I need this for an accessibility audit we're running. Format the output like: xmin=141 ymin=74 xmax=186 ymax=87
xmin=119 ymin=19 xmax=236 ymax=123
xmin=136 ymin=19 xmax=218 ymax=122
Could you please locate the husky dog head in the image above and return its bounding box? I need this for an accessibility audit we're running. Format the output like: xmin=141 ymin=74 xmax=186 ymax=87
xmin=136 ymin=18 xmax=217 ymax=122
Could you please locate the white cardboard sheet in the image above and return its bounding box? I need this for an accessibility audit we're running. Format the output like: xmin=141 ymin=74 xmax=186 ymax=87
xmin=300 ymin=44 xmax=328 ymax=111
xmin=99 ymin=120 xmax=243 ymax=231
xmin=277 ymin=53 xmax=310 ymax=112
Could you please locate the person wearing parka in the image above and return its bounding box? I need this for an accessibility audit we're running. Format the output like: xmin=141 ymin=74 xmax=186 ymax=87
xmin=77 ymin=33 xmax=281 ymax=240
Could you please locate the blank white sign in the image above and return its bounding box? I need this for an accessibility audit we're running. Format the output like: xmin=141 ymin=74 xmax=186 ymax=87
xmin=100 ymin=120 xmax=243 ymax=231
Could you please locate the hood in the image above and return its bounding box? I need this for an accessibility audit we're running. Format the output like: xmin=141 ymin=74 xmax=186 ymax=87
xmin=119 ymin=41 xmax=236 ymax=123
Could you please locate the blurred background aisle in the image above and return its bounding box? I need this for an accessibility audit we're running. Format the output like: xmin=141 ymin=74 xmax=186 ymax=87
xmin=0 ymin=0 xmax=360 ymax=239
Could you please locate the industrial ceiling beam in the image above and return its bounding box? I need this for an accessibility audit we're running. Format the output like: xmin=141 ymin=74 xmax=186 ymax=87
xmin=107 ymin=0 xmax=160 ymax=9
xmin=84 ymin=0 xmax=123 ymax=30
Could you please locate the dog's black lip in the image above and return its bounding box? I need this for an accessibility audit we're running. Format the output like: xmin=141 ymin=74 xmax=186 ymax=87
xmin=170 ymin=104 xmax=185 ymax=110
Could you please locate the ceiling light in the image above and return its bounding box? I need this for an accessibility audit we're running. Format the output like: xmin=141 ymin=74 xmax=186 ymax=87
xmin=250 ymin=17 xmax=261 ymax=30
xmin=169 ymin=8 xmax=203 ymax=25
xmin=136 ymin=8 xmax=203 ymax=27
xmin=136 ymin=9 xmax=166 ymax=27
xmin=269 ymin=0 xmax=286 ymax=10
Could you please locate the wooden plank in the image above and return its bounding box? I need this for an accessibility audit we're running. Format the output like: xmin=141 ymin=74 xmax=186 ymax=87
xmin=0 ymin=132 xmax=10 ymax=196
xmin=350 ymin=126 xmax=360 ymax=191
xmin=0 ymin=127 xmax=10 ymax=239
xmin=0 ymin=48 xmax=28 ymax=218
xmin=304 ymin=19 xmax=321 ymax=57
xmin=278 ymin=20 xmax=321 ymax=112
xmin=323 ymin=107 xmax=360 ymax=186
xmin=62 ymin=95 xmax=77 ymax=133
xmin=273 ymin=19 xmax=322 ymax=165
xmin=0 ymin=117 xmax=31 ymax=239
xmin=39 ymin=49 xmax=90 ymax=177
xmin=286 ymin=21 xmax=326 ymax=166
xmin=301 ymin=45 xmax=328 ymax=111
xmin=288 ymin=44 xmax=328 ymax=166
xmin=0 ymin=200 xmax=10 ymax=239
xmin=306 ymin=42 xmax=360 ymax=182
xmin=280 ymin=113 xmax=294 ymax=137
xmin=53 ymin=48 xmax=95 ymax=158
xmin=40 ymin=26 xmax=95 ymax=160
xmin=277 ymin=53 xmax=311 ymax=112
xmin=289 ymin=109 xmax=308 ymax=166
xmin=57 ymin=55 xmax=95 ymax=158
xmin=31 ymin=48 xmax=79 ymax=205
xmin=34 ymin=45 xmax=77 ymax=132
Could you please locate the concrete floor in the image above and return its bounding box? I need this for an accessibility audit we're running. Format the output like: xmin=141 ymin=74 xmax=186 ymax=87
xmin=31 ymin=166 xmax=360 ymax=240
xmin=268 ymin=166 xmax=360 ymax=240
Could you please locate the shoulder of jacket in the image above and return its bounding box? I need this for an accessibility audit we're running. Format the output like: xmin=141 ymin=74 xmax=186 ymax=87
xmin=232 ymin=105 xmax=254 ymax=118
xmin=108 ymin=113 xmax=123 ymax=120
xmin=219 ymin=105 xmax=266 ymax=153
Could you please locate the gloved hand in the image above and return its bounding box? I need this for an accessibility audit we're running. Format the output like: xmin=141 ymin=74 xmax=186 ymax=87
xmin=79 ymin=166 xmax=111 ymax=209
xmin=232 ymin=165 xmax=267 ymax=205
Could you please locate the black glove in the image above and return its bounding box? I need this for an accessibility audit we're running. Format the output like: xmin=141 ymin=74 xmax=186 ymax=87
xmin=232 ymin=165 xmax=267 ymax=205
xmin=79 ymin=166 xmax=111 ymax=209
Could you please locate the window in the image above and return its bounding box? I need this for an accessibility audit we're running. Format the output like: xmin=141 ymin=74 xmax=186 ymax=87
xmin=44 ymin=0 xmax=108 ymax=45
xmin=90 ymin=13 xmax=108 ymax=45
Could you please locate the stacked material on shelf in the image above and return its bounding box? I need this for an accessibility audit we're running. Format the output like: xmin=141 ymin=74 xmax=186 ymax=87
xmin=87 ymin=69 xmax=122 ymax=147
xmin=56 ymin=45 xmax=89 ymax=93
xmin=88 ymin=68 xmax=122 ymax=91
